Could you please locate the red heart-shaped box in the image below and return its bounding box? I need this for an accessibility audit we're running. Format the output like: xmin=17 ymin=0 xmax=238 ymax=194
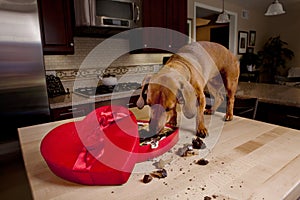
xmin=40 ymin=105 xmax=178 ymax=185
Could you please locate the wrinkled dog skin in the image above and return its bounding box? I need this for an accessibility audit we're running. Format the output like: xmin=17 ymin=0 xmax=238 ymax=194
xmin=137 ymin=41 xmax=240 ymax=138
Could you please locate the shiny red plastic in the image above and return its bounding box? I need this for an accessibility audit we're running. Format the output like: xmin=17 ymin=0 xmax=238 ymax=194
xmin=40 ymin=105 xmax=179 ymax=185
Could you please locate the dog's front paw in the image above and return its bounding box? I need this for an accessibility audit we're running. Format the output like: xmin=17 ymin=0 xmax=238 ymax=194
xmin=204 ymin=109 xmax=215 ymax=115
xmin=196 ymin=128 xmax=208 ymax=138
xmin=166 ymin=121 xmax=177 ymax=127
xmin=224 ymin=114 xmax=233 ymax=121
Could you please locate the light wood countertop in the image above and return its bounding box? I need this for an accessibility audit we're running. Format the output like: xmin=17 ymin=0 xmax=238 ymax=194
xmin=18 ymin=107 xmax=300 ymax=200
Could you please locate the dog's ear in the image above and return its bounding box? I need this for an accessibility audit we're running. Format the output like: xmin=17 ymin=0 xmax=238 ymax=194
xmin=136 ymin=74 xmax=152 ymax=109
xmin=177 ymin=80 xmax=197 ymax=119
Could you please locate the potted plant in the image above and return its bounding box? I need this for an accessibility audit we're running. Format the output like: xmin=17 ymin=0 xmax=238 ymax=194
xmin=257 ymin=36 xmax=294 ymax=83
xmin=239 ymin=52 xmax=260 ymax=72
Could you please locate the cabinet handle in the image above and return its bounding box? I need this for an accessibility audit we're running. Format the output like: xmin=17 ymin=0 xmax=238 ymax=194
xmin=70 ymin=42 xmax=74 ymax=47
xmin=67 ymin=107 xmax=78 ymax=111
xmin=127 ymin=103 xmax=134 ymax=107
xmin=286 ymin=114 xmax=299 ymax=119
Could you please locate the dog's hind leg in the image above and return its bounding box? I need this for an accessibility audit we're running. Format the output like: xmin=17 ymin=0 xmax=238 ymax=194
xmin=224 ymin=77 xmax=239 ymax=121
xmin=204 ymin=78 xmax=225 ymax=115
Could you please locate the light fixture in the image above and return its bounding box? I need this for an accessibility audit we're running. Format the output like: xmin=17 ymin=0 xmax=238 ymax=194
xmin=216 ymin=0 xmax=230 ymax=23
xmin=265 ymin=0 xmax=286 ymax=16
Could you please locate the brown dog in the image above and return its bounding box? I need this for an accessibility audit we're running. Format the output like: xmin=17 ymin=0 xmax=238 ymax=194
xmin=136 ymin=41 xmax=239 ymax=138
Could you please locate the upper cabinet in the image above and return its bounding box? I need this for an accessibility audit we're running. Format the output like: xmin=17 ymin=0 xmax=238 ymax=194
xmin=38 ymin=0 xmax=74 ymax=55
xmin=141 ymin=0 xmax=188 ymax=52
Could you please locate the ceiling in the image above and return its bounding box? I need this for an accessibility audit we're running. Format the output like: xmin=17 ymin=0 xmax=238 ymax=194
xmin=196 ymin=0 xmax=300 ymax=18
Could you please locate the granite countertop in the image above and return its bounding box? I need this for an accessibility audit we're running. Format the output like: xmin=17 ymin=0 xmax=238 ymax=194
xmin=236 ymin=82 xmax=300 ymax=107
xmin=49 ymin=82 xmax=300 ymax=109
xmin=48 ymin=89 xmax=141 ymax=109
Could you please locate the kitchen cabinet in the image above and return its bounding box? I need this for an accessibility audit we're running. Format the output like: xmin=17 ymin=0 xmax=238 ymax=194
xmin=38 ymin=0 xmax=74 ymax=54
xmin=50 ymin=104 xmax=92 ymax=121
xmin=50 ymin=95 xmax=139 ymax=121
xmin=133 ymin=0 xmax=187 ymax=53
xmin=233 ymin=97 xmax=258 ymax=119
xmin=255 ymin=102 xmax=300 ymax=130
xmin=94 ymin=96 xmax=139 ymax=109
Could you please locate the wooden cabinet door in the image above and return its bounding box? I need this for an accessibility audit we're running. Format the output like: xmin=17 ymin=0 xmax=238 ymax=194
xmin=166 ymin=0 xmax=187 ymax=51
xmin=38 ymin=0 xmax=74 ymax=54
xmin=139 ymin=0 xmax=187 ymax=53
xmin=50 ymin=104 xmax=92 ymax=121
xmin=94 ymin=96 xmax=139 ymax=109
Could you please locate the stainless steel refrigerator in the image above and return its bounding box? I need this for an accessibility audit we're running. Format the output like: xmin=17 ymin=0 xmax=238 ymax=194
xmin=0 ymin=0 xmax=50 ymax=144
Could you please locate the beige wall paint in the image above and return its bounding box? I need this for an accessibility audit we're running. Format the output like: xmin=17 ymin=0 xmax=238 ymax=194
xmin=188 ymin=0 xmax=300 ymax=70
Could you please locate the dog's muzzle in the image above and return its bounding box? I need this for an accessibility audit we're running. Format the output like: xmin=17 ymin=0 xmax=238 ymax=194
xmin=149 ymin=104 xmax=167 ymax=134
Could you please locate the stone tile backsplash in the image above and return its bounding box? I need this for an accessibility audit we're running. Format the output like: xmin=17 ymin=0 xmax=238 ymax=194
xmin=44 ymin=37 xmax=169 ymax=91
xmin=44 ymin=37 xmax=171 ymax=70
xmin=46 ymin=64 xmax=162 ymax=91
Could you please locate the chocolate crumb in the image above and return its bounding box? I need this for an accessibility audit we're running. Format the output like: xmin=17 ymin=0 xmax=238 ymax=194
xmin=192 ymin=137 xmax=206 ymax=149
xmin=204 ymin=196 xmax=212 ymax=200
xmin=212 ymin=195 xmax=218 ymax=199
xmin=142 ymin=174 xmax=153 ymax=183
xmin=196 ymin=158 xmax=209 ymax=165
xmin=151 ymin=168 xmax=167 ymax=179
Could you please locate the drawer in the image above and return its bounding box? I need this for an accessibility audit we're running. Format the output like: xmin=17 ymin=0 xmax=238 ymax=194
xmin=50 ymin=104 xmax=92 ymax=121
xmin=255 ymin=102 xmax=300 ymax=130
xmin=94 ymin=96 xmax=139 ymax=109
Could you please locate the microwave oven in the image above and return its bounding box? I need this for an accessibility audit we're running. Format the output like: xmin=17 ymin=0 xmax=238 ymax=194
xmin=74 ymin=0 xmax=141 ymax=29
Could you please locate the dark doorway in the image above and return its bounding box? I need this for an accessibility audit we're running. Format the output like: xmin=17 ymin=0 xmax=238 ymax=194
xmin=210 ymin=26 xmax=229 ymax=48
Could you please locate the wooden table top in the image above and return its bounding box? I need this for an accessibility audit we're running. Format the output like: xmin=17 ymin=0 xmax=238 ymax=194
xmin=18 ymin=107 xmax=300 ymax=200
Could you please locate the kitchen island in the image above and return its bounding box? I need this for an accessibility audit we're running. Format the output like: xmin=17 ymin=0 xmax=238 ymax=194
xmin=18 ymin=106 xmax=300 ymax=200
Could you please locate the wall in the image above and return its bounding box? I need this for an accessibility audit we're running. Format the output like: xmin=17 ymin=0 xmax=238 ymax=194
xmin=188 ymin=0 xmax=300 ymax=71
xmin=264 ymin=3 xmax=300 ymax=70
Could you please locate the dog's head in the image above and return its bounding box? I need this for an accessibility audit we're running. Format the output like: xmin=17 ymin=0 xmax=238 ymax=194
xmin=136 ymin=70 xmax=197 ymax=134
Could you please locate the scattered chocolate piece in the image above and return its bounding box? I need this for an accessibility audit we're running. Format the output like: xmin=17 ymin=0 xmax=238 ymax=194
xmin=178 ymin=144 xmax=199 ymax=157
xmin=204 ymin=196 xmax=212 ymax=200
xmin=151 ymin=168 xmax=167 ymax=179
xmin=212 ymin=195 xmax=218 ymax=199
xmin=196 ymin=158 xmax=209 ymax=165
xmin=142 ymin=174 xmax=153 ymax=183
xmin=192 ymin=137 xmax=206 ymax=149
xmin=153 ymin=158 xmax=172 ymax=169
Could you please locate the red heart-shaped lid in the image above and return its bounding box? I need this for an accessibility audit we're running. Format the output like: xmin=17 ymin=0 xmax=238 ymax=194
xmin=40 ymin=105 xmax=139 ymax=185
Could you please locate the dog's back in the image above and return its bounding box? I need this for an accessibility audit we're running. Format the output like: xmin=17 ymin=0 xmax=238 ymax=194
xmin=171 ymin=41 xmax=239 ymax=84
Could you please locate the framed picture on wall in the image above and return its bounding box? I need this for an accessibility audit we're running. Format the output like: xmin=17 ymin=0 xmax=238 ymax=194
xmin=187 ymin=18 xmax=192 ymax=44
xmin=249 ymin=30 xmax=256 ymax=47
xmin=238 ymin=31 xmax=248 ymax=54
